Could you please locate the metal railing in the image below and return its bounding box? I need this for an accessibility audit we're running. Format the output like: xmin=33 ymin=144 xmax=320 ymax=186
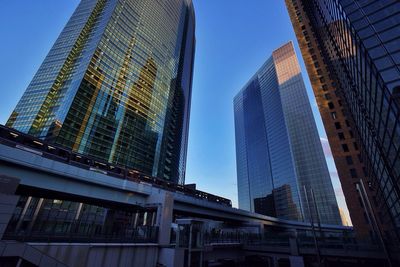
xmin=3 ymin=226 xmax=159 ymax=244
xmin=203 ymin=232 xmax=290 ymax=247
xmin=201 ymin=231 xmax=383 ymax=253
xmin=0 ymin=124 xmax=232 ymax=207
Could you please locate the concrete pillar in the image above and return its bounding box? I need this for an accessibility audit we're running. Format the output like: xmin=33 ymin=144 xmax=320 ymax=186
xmin=289 ymin=237 xmax=299 ymax=256
xmin=289 ymin=256 xmax=305 ymax=267
xmin=0 ymin=175 xmax=20 ymax=239
xmin=158 ymin=247 xmax=184 ymax=267
xmin=272 ymin=256 xmax=279 ymax=267
xmin=146 ymin=191 xmax=174 ymax=245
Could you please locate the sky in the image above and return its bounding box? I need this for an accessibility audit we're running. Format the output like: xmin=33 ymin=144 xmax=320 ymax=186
xmin=0 ymin=0 xmax=350 ymax=224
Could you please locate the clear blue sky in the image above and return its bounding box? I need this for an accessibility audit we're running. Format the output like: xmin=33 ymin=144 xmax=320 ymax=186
xmin=0 ymin=0 xmax=350 ymax=223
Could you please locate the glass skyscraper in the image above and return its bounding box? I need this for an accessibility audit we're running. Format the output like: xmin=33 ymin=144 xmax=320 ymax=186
xmin=286 ymin=0 xmax=400 ymax=244
xmin=6 ymin=0 xmax=195 ymax=184
xmin=234 ymin=42 xmax=341 ymax=224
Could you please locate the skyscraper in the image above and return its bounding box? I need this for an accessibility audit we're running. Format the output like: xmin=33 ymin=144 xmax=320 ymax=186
xmin=6 ymin=0 xmax=195 ymax=184
xmin=285 ymin=0 xmax=400 ymax=243
xmin=234 ymin=42 xmax=341 ymax=225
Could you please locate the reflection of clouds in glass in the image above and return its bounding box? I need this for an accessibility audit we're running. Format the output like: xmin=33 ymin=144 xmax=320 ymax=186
xmin=321 ymin=142 xmax=353 ymax=226
xmin=329 ymin=171 xmax=338 ymax=179
xmin=334 ymin=177 xmax=352 ymax=226
xmin=320 ymin=137 xmax=333 ymax=158
xmin=334 ymin=186 xmax=344 ymax=197
xmin=311 ymin=99 xmax=318 ymax=108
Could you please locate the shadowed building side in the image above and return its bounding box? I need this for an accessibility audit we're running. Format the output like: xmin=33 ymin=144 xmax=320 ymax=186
xmin=272 ymin=43 xmax=341 ymax=225
xmin=285 ymin=0 xmax=400 ymax=245
xmin=234 ymin=42 xmax=341 ymax=225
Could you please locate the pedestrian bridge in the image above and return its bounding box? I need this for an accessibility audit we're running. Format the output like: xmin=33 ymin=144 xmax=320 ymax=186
xmin=0 ymin=125 xmax=388 ymax=266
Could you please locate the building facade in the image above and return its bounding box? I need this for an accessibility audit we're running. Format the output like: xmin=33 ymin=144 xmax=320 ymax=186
xmin=234 ymin=42 xmax=341 ymax=225
xmin=285 ymin=0 xmax=400 ymax=243
xmin=6 ymin=0 xmax=195 ymax=184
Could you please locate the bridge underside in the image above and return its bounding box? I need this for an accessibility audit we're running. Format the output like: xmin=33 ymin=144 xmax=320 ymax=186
xmin=0 ymin=143 xmax=391 ymax=267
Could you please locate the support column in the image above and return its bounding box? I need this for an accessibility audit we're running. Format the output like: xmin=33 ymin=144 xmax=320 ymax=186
xmin=289 ymin=237 xmax=299 ymax=256
xmin=0 ymin=175 xmax=20 ymax=239
xmin=289 ymin=256 xmax=305 ymax=267
xmin=272 ymin=257 xmax=279 ymax=267
xmin=146 ymin=191 xmax=174 ymax=245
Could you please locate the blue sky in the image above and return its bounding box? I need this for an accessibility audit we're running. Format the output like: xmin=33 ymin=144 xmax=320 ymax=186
xmin=0 ymin=0 xmax=350 ymax=223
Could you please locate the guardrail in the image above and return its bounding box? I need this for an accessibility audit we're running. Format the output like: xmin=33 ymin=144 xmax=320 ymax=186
xmin=0 ymin=124 xmax=232 ymax=207
xmin=202 ymin=231 xmax=383 ymax=254
xmin=3 ymin=226 xmax=159 ymax=244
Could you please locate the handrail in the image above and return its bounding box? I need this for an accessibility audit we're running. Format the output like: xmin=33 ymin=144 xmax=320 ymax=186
xmin=0 ymin=124 xmax=232 ymax=207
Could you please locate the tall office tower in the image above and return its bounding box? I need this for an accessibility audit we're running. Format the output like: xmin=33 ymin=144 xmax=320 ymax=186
xmin=6 ymin=0 xmax=195 ymax=184
xmin=234 ymin=42 xmax=341 ymax=225
xmin=285 ymin=0 xmax=400 ymax=243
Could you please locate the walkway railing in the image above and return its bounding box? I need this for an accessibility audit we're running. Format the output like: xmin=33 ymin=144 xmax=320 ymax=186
xmin=203 ymin=232 xmax=289 ymax=247
xmin=3 ymin=226 xmax=159 ymax=243
xmin=202 ymin=231 xmax=383 ymax=253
